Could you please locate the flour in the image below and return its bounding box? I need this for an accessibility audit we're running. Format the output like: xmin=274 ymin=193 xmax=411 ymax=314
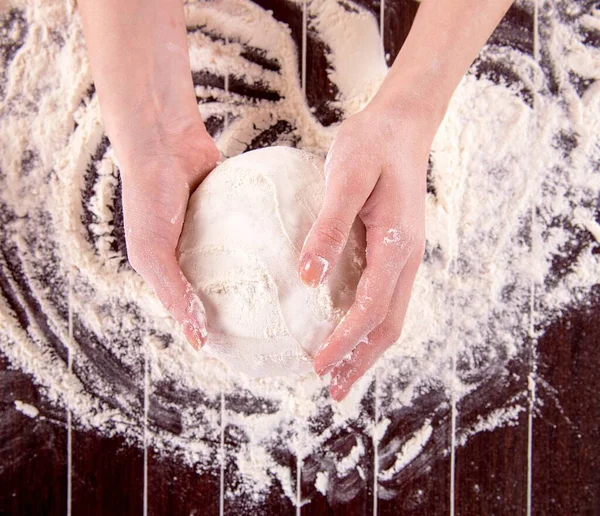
xmin=379 ymin=421 xmax=432 ymax=481
xmin=336 ymin=437 xmax=365 ymax=476
xmin=14 ymin=400 xmax=39 ymax=418
xmin=456 ymin=405 xmax=525 ymax=448
xmin=0 ymin=0 xmax=598 ymax=507
xmin=315 ymin=471 xmax=329 ymax=495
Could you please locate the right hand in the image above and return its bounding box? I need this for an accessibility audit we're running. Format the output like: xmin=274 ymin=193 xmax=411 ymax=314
xmin=117 ymin=115 xmax=220 ymax=350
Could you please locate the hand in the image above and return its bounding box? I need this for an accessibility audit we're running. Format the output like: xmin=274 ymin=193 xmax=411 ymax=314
xmin=78 ymin=0 xmax=221 ymax=349
xmin=298 ymin=100 xmax=436 ymax=401
xmin=119 ymin=116 xmax=221 ymax=350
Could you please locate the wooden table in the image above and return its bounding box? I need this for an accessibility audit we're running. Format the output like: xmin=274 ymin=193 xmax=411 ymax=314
xmin=1 ymin=1 xmax=599 ymax=514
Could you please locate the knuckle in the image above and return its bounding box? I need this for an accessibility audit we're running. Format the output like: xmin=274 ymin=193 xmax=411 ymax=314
xmin=325 ymin=166 xmax=369 ymax=202
xmin=314 ymin=217 xmax=350 ymax=251
xmin=378 ymin=224 xmax=425 ymax=259
xmin=333 ymin=173 xmax=367 ymax=200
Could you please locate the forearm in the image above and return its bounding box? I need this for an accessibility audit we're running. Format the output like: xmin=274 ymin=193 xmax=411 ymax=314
xmin=372 ymin=0 xmax=513 ymax=130
xmin=78 ymin=0 xmax=198 ymax=164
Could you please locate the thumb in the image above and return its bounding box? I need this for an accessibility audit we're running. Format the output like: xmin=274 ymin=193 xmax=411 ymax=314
xmin=298 ymin=200 xmax=359 ymax=288
xmin=130 ymin=249 xmax=208 ymax=350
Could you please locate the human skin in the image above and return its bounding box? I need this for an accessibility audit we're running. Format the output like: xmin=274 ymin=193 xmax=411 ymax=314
xmin=298 ymin=0 xmax=515 ymax=400
xmin=78 ymin=0 xmax=513 ymax=399
xmin=78 ymin=0 xmax=221 ymax=350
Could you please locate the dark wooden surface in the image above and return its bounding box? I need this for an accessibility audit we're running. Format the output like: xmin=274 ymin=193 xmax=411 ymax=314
xmin=3 ymin=295 xmax=598 ymax=515
xmin=1 ymin=0 xmax=599 ymax=515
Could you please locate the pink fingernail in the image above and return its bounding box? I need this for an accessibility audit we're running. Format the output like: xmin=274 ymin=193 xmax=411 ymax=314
xmin=299 ymin=254 xmax=330 ymax=287
xmin=183 ymin=320 xmax=207 ymax=350
xmin=183 ymin=290 xmax=208 ymax=349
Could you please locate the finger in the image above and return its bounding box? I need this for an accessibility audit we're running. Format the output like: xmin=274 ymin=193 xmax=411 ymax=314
xmin=329 ymin=252 xmax=421 ymax=401
xmin=129 ymin=249 xmax=207 ymax=350
xmin=313 ymin=223 xmax=414 ymax=376
xmin=298 ymin=153 xmax=379 ymax=287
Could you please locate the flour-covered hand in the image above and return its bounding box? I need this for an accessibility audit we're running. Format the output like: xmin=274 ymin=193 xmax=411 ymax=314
xmin=120 ymin=120 xmax=220 ymax=350
xmin=299 ymin=101 xmax=434 ymax=400
xmin=78 ymin=0 xmax=222 ymax=350
xmin=294 ymin=0 xmax=515 ymax=400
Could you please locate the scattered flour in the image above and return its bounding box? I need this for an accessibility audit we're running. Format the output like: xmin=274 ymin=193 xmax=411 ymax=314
xmin=456 ymin=405 xmax=526 ymax=448
xmin=0 ymin=0 xmax=598 ymax=507
xmin=14 ymin=400 xmax=39 ymax=418
xmin=379 ymin=421 xmax=433 ymax=481
xmin=315 ymin=471 xmax=329 ymax=495
xmin=336 ymin=437 xmax=366 ymax=476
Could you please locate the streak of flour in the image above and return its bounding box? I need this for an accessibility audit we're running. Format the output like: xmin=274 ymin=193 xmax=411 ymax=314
xmin=0 ymin=0 xmax=599 ymax=506
xmin=14 ymin=400 xmax=39 ymax=418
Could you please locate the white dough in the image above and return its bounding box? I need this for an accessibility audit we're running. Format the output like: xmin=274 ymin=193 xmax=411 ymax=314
xmin=177 ymin=146 xmax=365 ymax=377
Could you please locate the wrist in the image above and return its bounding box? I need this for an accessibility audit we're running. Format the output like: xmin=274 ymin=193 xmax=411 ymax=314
xmin=367 ymin=86 xmax=445 ymax=143
xmin=369 ymin=54 xmax=459 ymax=139
xmin=100 ymin=73 xmax=200 ymax=150
xmin=114 ymin=112 xmax=219 ymax=179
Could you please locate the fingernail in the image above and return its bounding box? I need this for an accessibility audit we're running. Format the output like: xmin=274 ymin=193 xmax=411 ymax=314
xmin=299 ymin=254 xmax=329 ymax=287
xmin=183 ymin=291 xmax=208 ymax=350
xmin=183 ymin=320 xmax=207 ymax=351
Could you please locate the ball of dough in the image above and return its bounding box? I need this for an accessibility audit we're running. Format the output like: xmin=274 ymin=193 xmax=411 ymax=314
xmin=177 ymin=146 xmax=364 ymax=377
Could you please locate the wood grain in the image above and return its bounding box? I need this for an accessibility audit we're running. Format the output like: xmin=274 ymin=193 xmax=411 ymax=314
xmin=1 ymin=1 xmax=599 ymax=515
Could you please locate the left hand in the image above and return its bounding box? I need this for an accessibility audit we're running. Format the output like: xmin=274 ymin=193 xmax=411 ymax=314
xmin=298 ymin=98 xmax=437 ymax=401
xmin=119 ymin=117 xmax=220 ymax=351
